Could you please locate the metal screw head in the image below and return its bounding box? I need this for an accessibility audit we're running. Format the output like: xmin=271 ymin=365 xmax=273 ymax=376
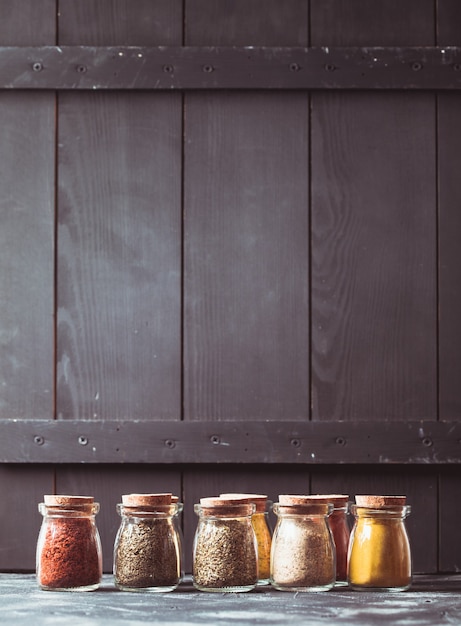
xmin=290 ymin=63 xmax=301 ymax=72
xmin=165 ymin=439 xmax=176 ymax=449
xmin=202 ymin=65 xmax=214 ymax=73
xmin=290 ymin=438 xmax=301 ymax=448
xmin=163 ymin=64 xmax=174 ymax=73
xmin=422 ymin=437 xmax=433 ymax=447
xmin=325 ymin=63 xmax=336 ymax=72
xmin=32 ymin=62 xmax=43 ymax=72
xmin=78 ymin=436 xmax=88 ymax=446
xmin=411 ymin=62 xmax=423 ymax=71
xmin=34 ymin=435 xmax=45 ymax=446
xmin=335 ymin=436 xmax=347 ymax=447
xmin=210 ymin=435 xmax=221 ymax=444
xmin=76 ymin=65 xmax=87 ymax=73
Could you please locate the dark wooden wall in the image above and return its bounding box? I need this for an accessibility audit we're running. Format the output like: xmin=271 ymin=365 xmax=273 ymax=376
xmin=1 ymin=0 xmax=461 ymax=575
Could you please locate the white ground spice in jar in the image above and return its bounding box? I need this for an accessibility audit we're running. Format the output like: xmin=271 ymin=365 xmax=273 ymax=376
xmin=271 ymin=495 xmax=335 ymax=591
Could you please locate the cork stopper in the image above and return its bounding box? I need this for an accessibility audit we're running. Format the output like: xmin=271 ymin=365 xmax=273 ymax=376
xmin=121 ymin=493 xmax=172 ymax=507
xmin=43 ymin=495 xmax=94 ymax=506
xmin=355 ymin=495 xmax=407 ymax=507
xmin=276 ymin=495 xmax=331 ymax=516
xmin=220 ymin=493 xmax=268 ymax=513
xmin=199 ymin=496 xmax=255 ymax=517
xmin=307 ymin=494 xmax=349 ymax=508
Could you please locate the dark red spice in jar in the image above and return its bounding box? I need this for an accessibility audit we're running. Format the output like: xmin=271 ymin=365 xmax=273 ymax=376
xmin=305 ymin=495 xmax=350 ymax=585
xmin=36 ymin=495 xmax=102 ymax=591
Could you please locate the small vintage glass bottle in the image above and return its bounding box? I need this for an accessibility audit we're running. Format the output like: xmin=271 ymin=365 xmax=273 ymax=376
xmin=271 ymin=495 xmax=335 ymax=592
xmin=36 ymin=495 xmax=102 ymax=591
xmin=220 ymin=493 xmax=272 ymax=585
xmin=348 ymin=495 xmax=412 ymax=591
xmin=308 ymin=495 xmax=350 ymax=586
xmin=114 ymin=493 xmax=183 ymax=592
xmin=193 ymin=497 xmax=258 ymax=592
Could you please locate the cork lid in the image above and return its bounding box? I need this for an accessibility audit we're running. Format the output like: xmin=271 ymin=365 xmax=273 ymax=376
xmin=43 ymin=495 xmax=94 ymax=506
xmin=121 ymin=493 xmax=172 ymax=507
xmin=220 ymin=493 xmax=268 ymax=512
xmin=355 ymin=495 xmax=407 ymax=507
xmin=276 ymin=495 xmax=332 ymax=516
xmin=306 ymin=494 xmax=349 ymax=507
xmin=199 ymin=496 xmax=255 ymax=516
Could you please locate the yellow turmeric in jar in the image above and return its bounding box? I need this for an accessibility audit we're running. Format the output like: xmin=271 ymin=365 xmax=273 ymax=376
xmin=348 ymin=495 xmax=411 ymax=591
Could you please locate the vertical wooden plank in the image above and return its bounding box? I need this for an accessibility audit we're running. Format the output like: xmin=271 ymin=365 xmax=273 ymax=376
xmin=0 ymin=0 xmax=56 ymax=45
xmin=312 ymin=467 xmax=438 ymax=574
xmin=58 ymin=0 xmax=182 ymax=45
xmin=0 ymin=0 xmax=56 ymax=571
xmin=184 ymin=93 xmax=309 ymax=421
xmin=185 ymin=0 xmax=308 ymax=45
xmin=0 ymin=466 xmax=53 ymax=570
xmin=57 ymin=466 xmax=182 ymax=572
xmin=0 ymin=94 xmax=55 ymax=419
xmin=310 ymin=1 xmax=437 ymax=420
xmin=310 ymin=0 xmax=434 ymax=45
xmin=436 ymin=0 xmax=461 ymax=573
xmin=56 ymin=92 xmax=182 ymax=420
xmin=56 ymin=2 xmax=183 ymax=420
xmin=184 ymin=1 xmax=309 ymax=421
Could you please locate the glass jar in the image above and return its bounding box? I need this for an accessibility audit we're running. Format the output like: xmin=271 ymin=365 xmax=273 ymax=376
xmin=114 ymin=493 xmax=183 ymax=592
xmin=308 ymin=495 xmax=350 ymax=586
xmin=220 ymin=493 xmax=272 ymax=585
xmin=348 ymin=495 xmax=412 ymax=591
xmin=193 ymin=498 xmax=258 ymax=592
xmin=271 ymin=496 xmax=335 ymax=592
xmin=36 ymin=495 xmax=102 ymax=591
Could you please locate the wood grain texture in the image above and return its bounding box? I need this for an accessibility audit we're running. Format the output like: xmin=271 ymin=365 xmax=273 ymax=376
xmin=0 ymin=0 xmax=56 ymax=45
xmin=185 ymin=0 xmax=308 ymax=46
xmin=437 ymin=0 xmax=461 ymax=44
xmin=311 ymin=92 xmax=437 ymax=420
xmin=56 ymin=92 xmax=182 ymax=419
xmin=310 ymin=0 xmax=435 ymax=46
xmin=184 ymin=92 xmax=309 ymax=420
xmin=56 ymin=465 xmax=181 ymax=572
xmin=439 ymin=470 xmax=461 ymax=571
xmin=58 ymin=0 xmax=183 ymax=45
xmin=310 ymin=1 xmax=437 ymax=420
xmin=312 ymin=467 xmax=437 ymax=573
xmin=438 ymin=1 xmax=461 ymax=420
xmin=0 ymin=465 xmax=53 ymax=570
xmin=0 ymin=93 xmax=55 ymax=419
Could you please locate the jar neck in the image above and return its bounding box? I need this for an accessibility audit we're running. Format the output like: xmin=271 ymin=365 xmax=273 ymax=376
xmin=117 ymin=502 xmax=183 ymax=518
xmin=351 ymin=504 xmax=411 ymax=519
xmin=39 ymin=502 xmax=99 ymax=517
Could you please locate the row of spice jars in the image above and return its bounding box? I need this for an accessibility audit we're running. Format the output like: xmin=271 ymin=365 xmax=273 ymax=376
xmin=36 ymin=492 xmax=411 ymax=593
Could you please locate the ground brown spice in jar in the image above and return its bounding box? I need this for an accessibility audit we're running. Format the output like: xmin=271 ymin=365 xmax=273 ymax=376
xmin=114 ymin=493 xmax=182 ymax=591
xmin=193 ymin=498 xmax=258 ymax=591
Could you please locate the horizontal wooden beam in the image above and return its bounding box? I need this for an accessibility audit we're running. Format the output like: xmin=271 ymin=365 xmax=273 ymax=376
xmin=0 ymin=46 xmax=459 ymax=90
xmin=0 ymin=420 xmax=460 ymax=464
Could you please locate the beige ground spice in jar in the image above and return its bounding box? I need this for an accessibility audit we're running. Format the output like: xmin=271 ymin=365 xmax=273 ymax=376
xmin=113 ymin=493 xmax=183 ymax=592
xmin=220 ymin=493 xmax=272 ymax=585
xmin=270 ymin=495 xmax=335 ymax=592
xmin=193 ymin=497 xmax=258 ymax=592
